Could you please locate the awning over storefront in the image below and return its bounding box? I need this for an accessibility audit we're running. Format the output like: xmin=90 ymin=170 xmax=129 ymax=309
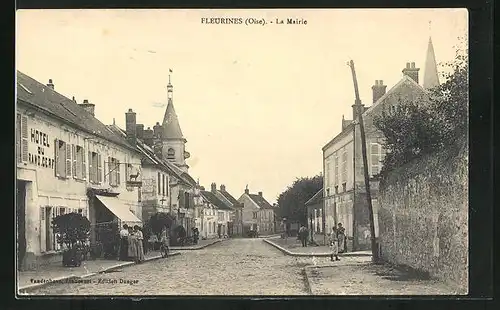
xmin=95 ymin=195 xmax=142 ymax=226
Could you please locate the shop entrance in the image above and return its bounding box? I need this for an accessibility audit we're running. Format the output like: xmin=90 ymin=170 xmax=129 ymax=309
xmin=16 ymin=180 xmax=27 ymax=270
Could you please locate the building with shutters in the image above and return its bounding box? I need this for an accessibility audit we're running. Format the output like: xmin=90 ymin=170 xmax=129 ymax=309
xmin=238 ymin=187 xmax=276 ymax=236
xmin=199 ymin=188 xmax=232 ymax=239
xmin=16 ymin=71 xmax=144 ymax=270
xmin=212 ymin=183 xmax=244 ymax=237
xmin=321 ymin=37 xmax=440 ymax=252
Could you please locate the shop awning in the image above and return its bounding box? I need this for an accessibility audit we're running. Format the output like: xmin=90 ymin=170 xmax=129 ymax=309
xmin=95 ymin=195 xmax=142 ymax=225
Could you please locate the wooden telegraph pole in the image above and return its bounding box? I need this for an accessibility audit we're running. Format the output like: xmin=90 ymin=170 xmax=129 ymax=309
xmin=347 ymin=60 xmax=379 ymax=262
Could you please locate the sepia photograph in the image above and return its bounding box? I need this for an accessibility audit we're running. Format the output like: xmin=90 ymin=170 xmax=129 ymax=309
xmin=15 ymin=8 xmax=468 ymax=296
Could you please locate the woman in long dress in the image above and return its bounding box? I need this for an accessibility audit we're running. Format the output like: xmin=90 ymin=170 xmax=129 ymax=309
xmin=329 ymin=227 xmax=340 ymax=261
xmin=337 ymin=223 xmax=346 ymax=253
xmin=118 ymin=224 xmax=129 ymax=261
xmin=134 ymin=225 xmax=145 ymax=263
xmin=127 ymin=227 xmax=137 ymax=261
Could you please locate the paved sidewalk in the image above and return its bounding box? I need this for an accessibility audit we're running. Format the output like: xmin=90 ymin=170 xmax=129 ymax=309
xmin=169 ymin=238 xmax=223 ymax=250
xmin=17 ymin=250 xmax=180 ymax=294
xmin=304 ymin=261 xmax=461 ymax=295
xmin=264 ymin=238 xmax=371 ymax=257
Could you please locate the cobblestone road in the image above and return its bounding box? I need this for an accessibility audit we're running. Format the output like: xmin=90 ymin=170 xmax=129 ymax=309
xmin=28 ymin=239 xmax=323 ymax=295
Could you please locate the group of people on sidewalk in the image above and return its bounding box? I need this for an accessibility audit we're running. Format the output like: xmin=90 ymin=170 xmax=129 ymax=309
xmin=118 ymin=224 xmax=145 ymax=263
xmin=328 ymin=223 xmax=347 ymax=261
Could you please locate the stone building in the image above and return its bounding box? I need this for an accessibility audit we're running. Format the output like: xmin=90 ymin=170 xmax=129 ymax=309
xmin=238 ymin=187 xmax=275 ymax=236
xmin=212 ymin=183 xmax=244 ymax=237
xmin=16 ymin=72 xmax=143 ymax=270
xmin=321 ymin=37 xmax=440 ymax=251
xmin=200 ymin=186 xmax=233 ymax=238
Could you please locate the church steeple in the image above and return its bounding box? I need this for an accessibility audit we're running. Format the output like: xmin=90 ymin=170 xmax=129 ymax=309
xmin=162 ymin=69 xmax=184 ymax=140
xmin=423 ymin=28 xmax=440 ymax=90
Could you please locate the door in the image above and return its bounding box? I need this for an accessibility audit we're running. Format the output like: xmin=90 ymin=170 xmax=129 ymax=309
xmin=16 ymin=181 xmax=27 ymax=270
xmin=217 ymin=224 xmax=222 ymax=237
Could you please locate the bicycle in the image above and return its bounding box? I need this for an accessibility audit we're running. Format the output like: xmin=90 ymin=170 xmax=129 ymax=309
xmin=159 ymin=241 xmax=170 ymax=258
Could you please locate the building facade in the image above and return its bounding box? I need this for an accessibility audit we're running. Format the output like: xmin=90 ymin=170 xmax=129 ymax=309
xmin=238 ymin=187 xmax=275 ymax=236
xmin=321 ymin=37 xmax=439 ymax=251
xmin=16 ymin=72 xmax=143 ymax=270
xmin=212 ymin=183 xmax=244 ymax=237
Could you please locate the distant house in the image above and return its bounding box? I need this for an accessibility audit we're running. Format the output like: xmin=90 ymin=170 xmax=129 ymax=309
xmin=238 ymin=187 xmax=275 ymax=236
xmin=200 ymin=188 xmax=232 ymax=239
xmin=305 ymin=188 xmax=325 ymax=243
xmin=212 ymin=183 xmax=244 ymax=237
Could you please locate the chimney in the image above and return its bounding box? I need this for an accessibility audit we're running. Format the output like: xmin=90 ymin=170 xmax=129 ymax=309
xmin=220 ymin=184 xmax=226 ymax=192
xmin=245 ymin=188 xmax=249 ymax=194
xmin=211 ymin=182 xmax=217 ymax=193
xmin=125 ymin=108 xmax=137 ymax=146
xmin=371 ymin=80 xmax=387 ymax=103
xmin=143 ymin=127 xmax=154 ymax=146
xmin=402 ymin=62 xmax=420 ymax=84
xmin=79 ymin=99 xmax=95 ymax=117
xmin=46 ymin=79 xmax=54 ymax=90
xmin=258 ymin=191 xmax=263 ymax=197
xmin=136 ymin=124 xmax=145 ymax=140
xmin=351 ymin=103 xmax=364 ymax=121
xmin=153 ymin=122 xmax=163 ymax=139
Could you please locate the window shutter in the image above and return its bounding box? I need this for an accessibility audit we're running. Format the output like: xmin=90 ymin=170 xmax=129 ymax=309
xmin=97 ymin=154 xmax=102 ymax=184
xmin=88 ymin=151 xmax=93 ymax=183
xmin=16 ymin=114 xmax=22 ymax=163
xmin=72 ymin=145 xmax=77 ymax=178
xmin=107 ymin=157 xmax=111 ymax=185
xmin=54 ymin=139 xmax=59 ymax=177
xmin=21 ymin=116 xmax=28 ymax=162
xmin=125 ymin=162 xmax=130 ymax=183
xmin=65 ymin=142 xmax=71 ymax=178
xmin=82 ymin=148 xmax=86 ymax=180
xmin=116 ymin=160 xmax=120 ymax=185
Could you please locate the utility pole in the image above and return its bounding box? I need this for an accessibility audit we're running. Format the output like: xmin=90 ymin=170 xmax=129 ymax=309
xmin=347 ymin=60 xmax=379 ymax=262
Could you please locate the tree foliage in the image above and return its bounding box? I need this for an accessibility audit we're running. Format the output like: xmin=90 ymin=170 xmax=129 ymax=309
xmin=144 ymin=212 xmax=176 ymax=238
xmin=276 ymin=174 xmax=323 ymax=225
xmin=374 ymin=36 xmax=468 ymax=174
xmin=52 ymin=212 xmax=91 ymax=249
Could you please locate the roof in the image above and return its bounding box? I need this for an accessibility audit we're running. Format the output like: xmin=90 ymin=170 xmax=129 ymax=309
xmin=322 ymin=75 xmax=427 ymax=151
xmin=16 ymin=71 xmax=140 ymax=153
xmin=305 ymin=188 xmax=324 ymax=206
xmin=423 ymin=36 xmax=440 ymax=90
xmin=162 ymin=99 xmax=184 ymax=140
xmin=248 ymin=194 xmax=274 ymax=209
xmin=106 ymin=124 xmax=197 ymax=187
xmin=219 ymin=190 xmax=239 ymax=205
xmin=200 ymin=190 xmax=233 ymax=210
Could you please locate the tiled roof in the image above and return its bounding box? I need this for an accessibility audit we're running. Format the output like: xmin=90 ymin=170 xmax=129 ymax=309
xmin=200 ymin=190 xmax=233 ymax=210
xmin=305 ymin=188 xmax=323 ymax=206
xmin=106 ymin=124 xmax=197 ymax=187
xmin=16 ymin=71 xmax=138 ymax=153
xmin=248 ymin=194 xmax=274 ymax=209
xmin=219 ymin=190 xmax=239 ymax=205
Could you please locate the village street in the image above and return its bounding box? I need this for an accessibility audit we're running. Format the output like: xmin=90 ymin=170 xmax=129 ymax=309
xmin=26 ymin=238 xmax=315 ymax=295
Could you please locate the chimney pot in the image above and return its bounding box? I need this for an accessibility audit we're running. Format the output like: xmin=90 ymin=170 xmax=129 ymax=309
xmin=156 ymin=122 xmax=160 ymax=125
xmin=258 ymin=191 xmax=263 ymax=197
xmin=79 ymin=100 xmax=95 ymax=116
xmin=220 ymin=184 xmax=226 ymax=191
xmin=244 ymin=188 xmax=249 ymax=194
xmin=47 ymin=79 xmax=54 ymax=89
xmin=406 ymin=62 xmax=411 ymax=68
xmin=83 ymin=99 xmax=89 ymax=103
xmin=211 ymin=183 xmax=217 ymax=193
xmin=411 ymin=62 xmax=415 ymax=68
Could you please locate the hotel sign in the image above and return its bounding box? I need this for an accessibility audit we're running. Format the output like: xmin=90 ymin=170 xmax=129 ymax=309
xmin=28 ymin=128 xmax=54 ymax=169
xmin=126 ymin=163 xmax=142 ymax=187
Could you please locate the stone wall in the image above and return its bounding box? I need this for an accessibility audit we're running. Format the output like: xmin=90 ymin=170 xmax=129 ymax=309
xmin=378 ymin=142 xmax=468 ymax=294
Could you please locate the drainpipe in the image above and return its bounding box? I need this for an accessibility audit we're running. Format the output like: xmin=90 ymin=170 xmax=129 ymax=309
xmin=352 ymin=123 xmax=357 ymax=251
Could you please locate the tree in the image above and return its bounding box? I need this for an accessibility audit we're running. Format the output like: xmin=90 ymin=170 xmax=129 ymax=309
xmin=144 ymin=212 xmax=176 ymax=239
xmin=276 ymin=174 xmax=323 ymax=224
xmin=374 ymin=36 xmax=468 ymax=173
xmin=52 ymin=212 xmax=91 ymax=250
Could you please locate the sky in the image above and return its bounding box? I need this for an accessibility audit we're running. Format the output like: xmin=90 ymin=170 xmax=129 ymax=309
xmin=16 ymin=9 xmax=468 ymax=204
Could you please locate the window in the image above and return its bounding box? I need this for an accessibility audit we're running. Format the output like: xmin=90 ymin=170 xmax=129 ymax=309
xmin=162 ymin=174 xmax=166 ymax=196
xmin=158 ymin=172 xmax=161 ymax=194
xmin=335 ymin=186 xmax=339 ymax=194
xmin=55 ymin=139 xmax=71 ymax=178
xmin=341 ymin=149 xmax=347 ymax=183
xmin=185 ymin=191 xmax=190 ymax=208
xmin=342 ymin=183 xmax=347 ymax=192
xmin=72 ymin=145 xmax=86 ymax=179
xmin=218 ymin=212 xmax=224 ymax=221
xmin=370 ymin=143 xmax=384 ymax=176
xmin=16 ymin=113 xmax=28 ymax=163
xmin=334 ymin=156 xmax=339 ymax=185
xmin=107 ymin=157 xmax=120 ymax=186
xmin=326 ymin=162 xmax=331 ymax=186
xmin=326 ymin=188 xmax=330 ymax=197
xmin=167 ymin=148 xmax=175 ymax=161
xmin=253 ymin=212 xmax=257 ymax=219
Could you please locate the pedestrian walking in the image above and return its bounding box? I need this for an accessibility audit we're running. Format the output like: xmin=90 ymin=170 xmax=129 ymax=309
xmin=118 ymin=224 xmax=129 ymax=261
xmin=134 ymin=225 xmax=145 ymax=263
xmin=329 ymin=227 xmax=340 ymax=261
xmin=337 ymin=223 xmax=346 ymax=253
xmin=298 ymin=225 xmax=308 ymax=247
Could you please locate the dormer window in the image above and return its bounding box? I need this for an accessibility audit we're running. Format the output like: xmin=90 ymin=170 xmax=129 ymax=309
xmin=167 ymin=148 xmax=175 ymax=161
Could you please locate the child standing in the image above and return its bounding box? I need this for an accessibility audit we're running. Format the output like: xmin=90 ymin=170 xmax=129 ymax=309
xmin=329 ymin=227 xmax=340 ymax=261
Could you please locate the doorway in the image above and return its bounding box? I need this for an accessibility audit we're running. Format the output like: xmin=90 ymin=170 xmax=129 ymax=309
xmin=16 ymin=180 xmax=27 ymax=270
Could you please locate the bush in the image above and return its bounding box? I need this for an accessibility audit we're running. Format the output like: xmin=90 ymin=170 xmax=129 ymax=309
xmin=52 ymin=212 xmax=91 ymax=250
xmin=374 ymin=39 xmax=468 ymax=174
